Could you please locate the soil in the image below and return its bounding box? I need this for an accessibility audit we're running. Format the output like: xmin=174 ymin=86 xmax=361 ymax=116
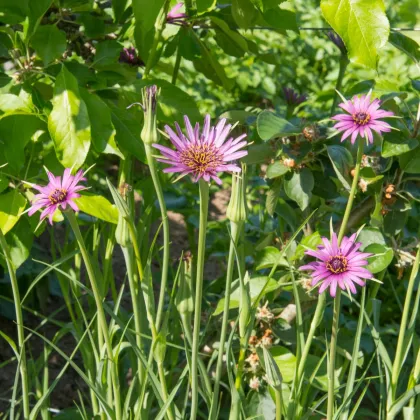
xmin=0 ymin=190 xmax=229 ymax=417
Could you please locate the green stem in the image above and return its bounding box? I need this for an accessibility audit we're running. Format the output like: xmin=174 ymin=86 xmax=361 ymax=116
xmin=210 ymin=221 xmax=242 ymax=419
xmin=190 ymin=179 xmax=209 ymax=420
xmin=0 ymin=230 xmax=30 ymax=419
xmin=275 ymin=390 xmax=282 ymax=420
xmin=235 ymin=345 xmax=247 ymax=391
xmin=65 ymin=211 xmax=122 ymax=420
xmin=143 ymin=1 xmax=170 ymax=78
xmin=330 ymin=56 xmax=349 ymax=116
xmin=327 ymin=140 xmax=364 ymax=420
xmin=391 ymin=244 xmax=420 ymax=398
xmin=171 ymin=44 xmax=182 ymax=85
xmin=144 ymin=143 xmax=169 ymax=330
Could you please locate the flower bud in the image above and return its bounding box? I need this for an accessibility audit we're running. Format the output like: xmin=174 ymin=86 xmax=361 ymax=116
xmin=262 ymin=346 xmax=282 ymax=391
xmin=227 ymin=163 xmax=248 ymax=223
xmin=141 ymin=85 xmax=159 ymax=145
xmin=239 ymin=272 xmax=251 ymax=338
xmin=153 ymin=331 xmax=167 ymax=365
xmin=176 ymin=252 xmax=194 ymax=319
xmin=115 ymin=213 xmax=130 ymax=247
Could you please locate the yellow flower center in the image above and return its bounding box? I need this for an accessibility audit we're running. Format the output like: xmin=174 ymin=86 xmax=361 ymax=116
xmin=352 ymin=112 xmax=370 ymax=125
xmin=49 ymin=188 xmax=67 ymax=204
xmin=326 ymin=255 xmax=348 ymax=274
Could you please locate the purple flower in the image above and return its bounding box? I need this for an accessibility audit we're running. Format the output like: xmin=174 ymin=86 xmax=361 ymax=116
xmin=282 ymin=87 xmax=307 ymax=106
xmin=153 ymin=115 xmax=248 ymax=185
xmin=299 ymin=232 xmax=373 ymax=298
xmin=327 ymin=31 xmax=347 ymax=54
xmin=332 ymin=93 xmax=394 ymax=144
xmin=119 ymin=47 xmax=144 ymax=66
xmin=167 ymin=2 xmax=187 ymax=24
xmin=27 ymin=168 xmax=86 ymax=224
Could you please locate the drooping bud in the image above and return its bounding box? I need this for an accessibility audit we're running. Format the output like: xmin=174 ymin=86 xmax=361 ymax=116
xmin=327 ymin=31 xmax=347 ymax=55
xmin=227 ymin=163 xmax=248 ymax=223
xmin=262 ymin=346 xmax=282 ymax=391
xmin=141 ymin=85 xmax=159 ymax=145
xmin=282 ymin=87 xmax=307 ymax=107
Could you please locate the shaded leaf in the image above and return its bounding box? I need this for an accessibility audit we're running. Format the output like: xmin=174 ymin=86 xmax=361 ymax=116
xmin=389 ymin=31 xmax=420 ymax=64
xmin=382 ymin=130 xmax=418 ymax=158
xmin=266 ymin=161 xmax=290 ymax=179
xmin=31 ymin=25 xmax=67 ymax=66
xmin=284 ymin=168 xmax=314 ymax=211
xmin=257 ymin=111 xmax=301 ymax=141
xmin=365 ymin=244 xmax=393 ymax=274
xmin=327 ymin=145 xmax=353 ymax=191
xmin=399 ymin=147 xmax=420 ymax=173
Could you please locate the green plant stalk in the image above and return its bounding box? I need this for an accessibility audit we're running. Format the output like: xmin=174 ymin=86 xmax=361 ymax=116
xmin=171 ymin=44 xmax=182 ymax=85
xmin=0 ymin=229 xmax=30 ymax=419
xmin=144 ymin=143 xmax=169 ymax=330
xmin=65 ymin=211 xmax=122 ymax=420
xmin=235 ymin=345 xmax=247 ymax=391
xmin=143 ymin=1 xmax=170 ymax=78
xmin=190 ymin=179 xmax=209 ymax=420
xmin=210 ymin=221 xmax=243 ymax=419
xmin=330 ymin=56 xmax=349 ymax=116
xmin=275 ymin=390 xmax=282 ymax=420
xmin=327 ymin=140 xmax=364 ymax=420
xmin=391 ymin=244 xmax=420 ymax=400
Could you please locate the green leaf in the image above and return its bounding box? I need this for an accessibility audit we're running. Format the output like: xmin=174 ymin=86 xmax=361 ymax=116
xmin=358 ymin=227 xmax=386 ymax=249
xmin=132 ymin=0 xmax=165 ymax=62
xmin=365 ymin=244 xmax=393 ymax=274
xmin=80 ymin=89 xmax=123 ymax=158
xmin=284 ymin=168 xmax=314 ymax=211
xmin=327 ymin=145 xmax=353 ymax=191
xmin=382 ymin=130 xmax=418 ymax=158
xmin=262 ymin=5 xmax=298 ymax=33
xmin=266 ymin=179 xmax=282 ymax=216
xmin=255 ymin=246 xmax=288 ymax=270
xmin=48 ymin=66 xmax=91 ymax=169
xmin=266 ymin=161 xmax=290 ymax=179
xmin=245 ymin=391 xmax=276 ymax=420
xmin=399 ymin=147 xmax=420 ymax=173
xmin=292 ymin=232 xmax=322 ymax=261
xmin=31 ymin=25 xmax=67 ymax=66
xmin=178 ymin=27 xmax=201 ymax=61
xmin=243 ymin=143 xmax=272 ymax=164
xmin=74 ymin=194 xmax=119 ymax=224
xmin=0 ymin=93 xmax=32 ymax=113
xmin=389 ymin=31 xmax=420 ymax=64
xmin=112 ymin=0 xmax=129 ymax=22
xmin=232 ymin=0 xmax=258 ymax=29
xmin=0 ymin=114 xmax=46 ymax=171
xmin=320 ymin=0 xmax=390 ymax=69
xmin=271 ymin=346 xmax=297 ymax=382
xmin=257 ymin=111 xmax=301 ymax=141
xmin=93 ymin=40 xmax=122 ymax=68
xmin=0 ymin=0 xmax=28 ymax=24
xmin=196 ymin=0 xmax=217 ymax=13
xmin=211 ymin=16 xmax=248 ymax=57
xmin=24 ymin=0 xmax=53 ymax=42
xmin=0 ymin=190 xmax=27 ymax=235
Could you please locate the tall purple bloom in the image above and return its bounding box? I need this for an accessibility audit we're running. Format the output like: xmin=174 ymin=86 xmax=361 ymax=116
xmin=153 ymin=115 xmax=248 ymax=185
xmin=299 ymin=233 xmax=373 ymax=298
xmin=282 ymin=87 xmax=307 ymax=106
xmin=332 ymin=93 xmax=394 ymax=144
xmin=27 ymin=168 xmax=86 ymax=224
xmin=167 ymin=2 xmax=187 ymax=24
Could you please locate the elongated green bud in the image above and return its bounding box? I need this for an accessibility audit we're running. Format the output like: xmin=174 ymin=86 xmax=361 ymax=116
xmin=226 ymin=163 xmax=248 ymax=223
xmin=262 ymin=346 xmax=283 ymax=391
xmin=141 ymin=85 xmax=159 ymax=145
xmin=153 ymin=330 xmax=167 ymax=365
xmin=176 ymin=252 xmax=194 ymax=321
xmin=115 ymin=213 xmax=130 ymax=247
xmin=239 ymin=271 xmax=251 ymax=338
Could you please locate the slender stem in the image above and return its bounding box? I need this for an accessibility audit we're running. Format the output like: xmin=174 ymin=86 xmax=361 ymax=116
xmin=275 ymin=390 xmax=282 ymax=420
xmin=171 ymin=44 xmax=182 ymax=85
xmin=65 ymin=211 xmax=122 ymax=420
xmin=210 ymin=221 xmax=242 ymax=419
xmin=0 ymin=230 xmax=30 ymax=419
xmin=143 ymin=1 xmax=170 ymax=78
xmin=327 ymin=140 xmax=364 ymax=420
xmin=190 ymin=179 xmax=209 ymax=420
xmin=391 ymin=244 xmax=420 ymax=398
xmin=235 ymin=346 xmax=247 ymax=391
xmin=330 ymin=56 xmax=349 ymax=116
xmin=144 ymin=143 xmax=170 ymax=330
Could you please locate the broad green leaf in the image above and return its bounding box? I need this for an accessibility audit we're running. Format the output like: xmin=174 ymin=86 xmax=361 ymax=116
xmin=255 ymin=246 xmax=288 ymax=270
xmin=178 ymin=27 xmax=201 ymax=61
xmin=358 ymin=227 xmax=386 ymax=249
xmin=31 ymin=25 xmax=67 ymax=66
xmin=48 ymin=66 xmax=91 ymax=169
xmin=93 ymin=40 xmax=122 ymax=68
xmin=271 ymin=346 xmax=297 ymax=382
xmin=266 ymin=179 xmax=282 ymax=216
xmin=112 ymin=0 xmax=129 ymax=22
xmin=320 ymin=0 xmax=390 ymax=69
xmin=0 ymin=0 xmax=29 ymax=24
xmin=243 ymin=144 xmax=272 ymax=165
xmin=262 ymin=4 xmax=298 ymax=33
xmin=266 ymin=161 xmax=290 ymax=179
xmin=284 ymin=168 xmax=314 ymax=211
xmin=74 ymin=194 xmax=119 ymax=224
xmin=0 ymin=190 xmax=27 ymax=234
xmin=80 ymin=89 xmax=123 ymax=158
xmin=0 ymin=32 xmax=13 ymax=58
xmin=399 ymin=147 xmax=420 ymax=173
xmin=0 ymin=114 xmax=46 ymax=170
xmin=327 ymin=145 xmax=353 ymax=191
xmin=232 ymin=0 xmax=258 ymax=29
xmin=211 ymin=16 xmax=248 ymax=57
xmin=24 ymin=0 xmax=53 ymax=42
xmin=389 ymin=31 xmax=420 ymax=64
xmin=245 ymin=391 xmax=276 ymax=420
xmin=0 ymin=93 xmax=32 ymax=113
xmin=382 ymin=130 xmax=418 ymax=158
xmin=132 ymin=0 xmax=165 ymax=62
xmin=257 ymin=111 xmax=301 ymax=141
xmin=365 ymin=244 xmax=393 ymax=274
xmin=197 ymin=0 xmax=216 ymax=13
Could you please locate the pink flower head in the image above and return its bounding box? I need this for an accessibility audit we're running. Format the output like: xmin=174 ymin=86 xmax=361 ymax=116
xmin=153 ymin=114 xmax=248 ymax=185
xmin=27 ymin=168 xmax=86 ymax=224
xmin=332 ymin=93 xmax=394 ymax=144
xmin=299 ymin=232 xmax=373 ymax=298
xmin=167 ymin=2 xmax=187 ymax=24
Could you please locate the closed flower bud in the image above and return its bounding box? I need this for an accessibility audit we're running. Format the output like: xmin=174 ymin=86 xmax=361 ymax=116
xmin=141 ymin=85 xmax=159 ymax=145
xmin=153 ymin=331 xmax=167 ymax=365
xmin=239 ymin=272 xmax=251 ymax=338
xmin=226 ymin=163 xmax=248 ymax=223
xmin=176 ymin=252 xmax=194 ymax=319
xmin=262 ymin=346 xmax=282 ymax=391
xmin=115 ymin=213 xmax=130 ymax=247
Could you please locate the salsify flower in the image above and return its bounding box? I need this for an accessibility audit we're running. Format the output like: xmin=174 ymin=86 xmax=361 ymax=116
xmin=153 ymin=115 xmax=248 ymax=185
xmin=332 ymin=93 xmax=394 ymax=144
xmin=167 ymin=2 xmax=187 ymax=24
xmin=282 ymin=87 xmax=307 ymax=106
xmin=299 ymin=232 xmax=373 ymax=298
xmin=27 ymin=168 xmax=86 ymax=224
